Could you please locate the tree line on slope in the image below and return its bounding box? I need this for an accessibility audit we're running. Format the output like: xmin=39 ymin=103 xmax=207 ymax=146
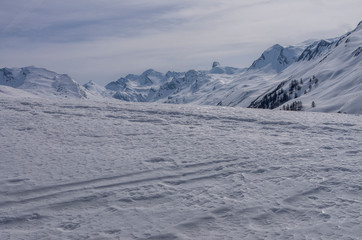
xmin=248 ymin=76 xmax=319 ymax=111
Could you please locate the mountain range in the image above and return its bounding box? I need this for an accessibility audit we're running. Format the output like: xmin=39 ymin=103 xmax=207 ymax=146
xmin=1 ymin=21 xmax=361 ymax=114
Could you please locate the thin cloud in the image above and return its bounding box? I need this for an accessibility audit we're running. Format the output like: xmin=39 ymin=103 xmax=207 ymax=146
xmin=0 ymin=1 xmax=186 ymax=43
xmin=0 ymin=0 xmax=361 ymax=85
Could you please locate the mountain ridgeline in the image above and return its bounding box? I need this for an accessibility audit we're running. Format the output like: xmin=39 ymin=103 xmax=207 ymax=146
xmin=0 ymin=66 xmax=87 ymax=99
xmin=1 ymin=21 xmax=362 ymax=114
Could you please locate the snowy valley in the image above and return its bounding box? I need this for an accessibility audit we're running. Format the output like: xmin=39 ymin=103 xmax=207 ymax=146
xmin=0 ymin=21 xmax=362 ymax=240
xmin=1 ymin=22 xmax=362 ymax=114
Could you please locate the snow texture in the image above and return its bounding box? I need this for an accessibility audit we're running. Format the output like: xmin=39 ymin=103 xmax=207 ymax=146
xmin=1 ymin=96 xmax=362 ymax=240
xmin=0 ymin=67 xmax=87 ymax=99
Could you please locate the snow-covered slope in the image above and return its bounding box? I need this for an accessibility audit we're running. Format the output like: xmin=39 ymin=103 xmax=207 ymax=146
xmin=248 ymin=44 xmax=304 ymax=73
xmin=102 ymin=62 xmax=264 ymax=107
xmin=105 ymin=22 xmax=362 ymax=113
xmin=0 ymin=85 xmax=39 ymax=99
xmin=249 ymin=21 xmax=362 ymax=114
xmin=99 ymin=22 xmax=362 ymax=114
xmin=0 ymin=66 xmax=88 ymax=99
xmin=1 ymin=22 xmax=361 ymax=114
xmin=83 ymin=80 xmax=113 ymax=99
xmin=97 ymin=41 xmax=306 ymax=107
xmin=104 ymin=69 xmax=168 ymax=101
xmin=1 ymin=97 xmax=361 ymax=239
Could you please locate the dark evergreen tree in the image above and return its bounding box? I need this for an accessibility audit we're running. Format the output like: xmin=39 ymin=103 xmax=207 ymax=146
xmin=312 ymin=101 xmax=316 ymax=108
xmin=297 ymin=101 xmax=303 ymax=111
xmin=283 ymin=92 xmax=289 ymax=102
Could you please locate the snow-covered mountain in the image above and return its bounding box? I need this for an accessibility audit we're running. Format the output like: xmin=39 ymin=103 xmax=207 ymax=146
xmin=248 ymin=44 xmax=304 ymax=73
xmin=102 ymin=21 xmax=362 ymax=114
xmin=210 ymin=61 xmax=242 ymax=74
xmin=104 ymin=69 xmax=170 ymax=102
xmin=1 ymin=21 xmax=361 ymax=114
xmin=249 ymin=21 xmax=362 ymax=113
xmin=83 ymin=80 xmax=113 ymax=99
xmin=0 ymin=66 xmax=87 ymax=99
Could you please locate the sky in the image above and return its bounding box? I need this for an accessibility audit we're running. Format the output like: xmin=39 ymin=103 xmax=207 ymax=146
xmin=0 ymin=0 xmax=361 ymax=85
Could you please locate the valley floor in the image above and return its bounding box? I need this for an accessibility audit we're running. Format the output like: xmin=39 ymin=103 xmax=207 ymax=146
xmin=0 ymin=97 xmax=361 ymax=239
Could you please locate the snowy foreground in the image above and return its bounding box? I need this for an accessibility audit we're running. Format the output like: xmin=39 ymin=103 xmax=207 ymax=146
xmin=0 ymin=97 xmax=361 ymax=240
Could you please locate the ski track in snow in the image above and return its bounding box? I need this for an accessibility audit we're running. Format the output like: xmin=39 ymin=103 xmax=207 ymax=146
xmin=0 ymin=97 xmax=361 ymax=240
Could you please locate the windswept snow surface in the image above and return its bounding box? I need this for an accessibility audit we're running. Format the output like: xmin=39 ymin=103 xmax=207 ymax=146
xmin=1 ymin=97 xmax=362 ymax=240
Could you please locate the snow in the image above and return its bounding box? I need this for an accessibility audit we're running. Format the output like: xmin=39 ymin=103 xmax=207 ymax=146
xmin=103 ymin=69 xmax=169 ymax=102
xmin=0 ymin=20 xmax=361 ymax=240
xmin=81 ymin=21 xmax=361 ymax=115
xmin=104 ymin=21 xmax=361 ymax=114
xmin=0 ymin=67 xmax=87 ymax=99
xmin=249 ymin=44 xmax=304 ymax=73
xmin=1 ymin=96 xmax=361 ymax=240
xmin=2 ymin=21 xmax=362 ymax=115
xmin=83 ymin=80 xmax=113 ymax=100
xmin=0 ymin=85 xmax=39 ymax=99
xmin=209 ymin=61 xmax=243 ymax=75
xmin=247 ymin=21 xmax=362 ymax=114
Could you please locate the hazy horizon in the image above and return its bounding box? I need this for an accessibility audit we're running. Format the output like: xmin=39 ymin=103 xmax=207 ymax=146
xmin=1 ymin=0 xmax=361 ymax=85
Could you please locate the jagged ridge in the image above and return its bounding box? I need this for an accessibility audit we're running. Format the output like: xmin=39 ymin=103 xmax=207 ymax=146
xmin=1 ymin=21 xmax=362 ymax=114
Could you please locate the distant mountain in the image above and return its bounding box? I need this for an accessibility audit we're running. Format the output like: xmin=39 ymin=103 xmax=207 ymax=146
xmin=104 ymin=69 xmax=168 ymax=101
xmin=248 ymin=44 xmax=304 ymax=73
xmin=83 ymin=80 xmax=113 ymax=99
xmin=101 ymin=21 xmax=362 ymax=114
xmin=1 ymin=21 xmax=361 ymax=114
xmin=94 ymin=44 xmax=309 ymax=107
xmin=210 ymin=61 xmax=243 ymax=74
xmin=249 ymin=21 xmax=362 ymax=114
xmin=0 ymin=66 xmax=87 ymax=99
xmin=296 ymin=40 xmax=332 ymax=62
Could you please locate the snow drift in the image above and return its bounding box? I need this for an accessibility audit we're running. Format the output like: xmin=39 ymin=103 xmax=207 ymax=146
xmin=0 ymin=97 xmax=361 ymax=239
